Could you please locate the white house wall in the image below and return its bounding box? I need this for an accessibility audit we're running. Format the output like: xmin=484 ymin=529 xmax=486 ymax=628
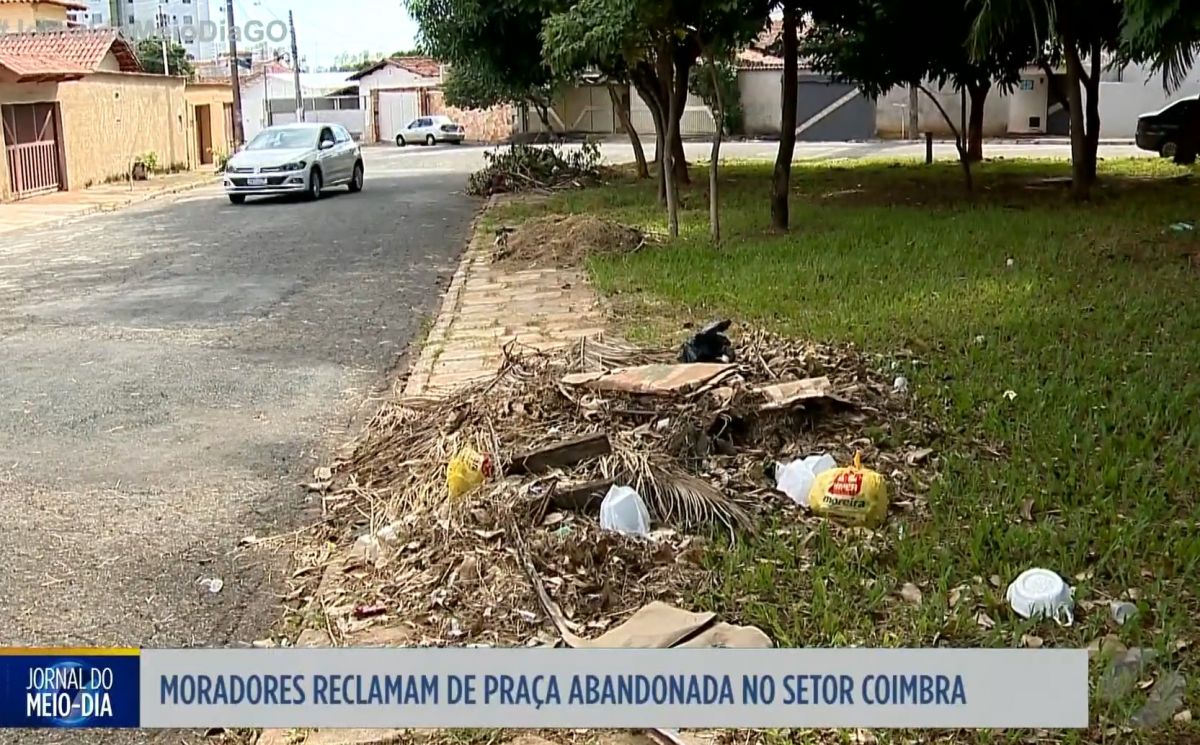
xmin=356 ymin=65 xmax=439 ymax=142
xmin=875 ymin=83 xmax=1010 ymax=139
xmin=1097 ymin=64 xmax=1200 ymax=137
xmin=239 ymin=78 xmax=269 ymax=141
xmin=739 ymin=69 xmax=783 ymax=135
xmin=629 ymin=87 xmax=716 ymax=137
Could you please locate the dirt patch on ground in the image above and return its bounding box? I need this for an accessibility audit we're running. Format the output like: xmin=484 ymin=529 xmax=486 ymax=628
xmin=496 ymin=215 xmax=645 ymax=267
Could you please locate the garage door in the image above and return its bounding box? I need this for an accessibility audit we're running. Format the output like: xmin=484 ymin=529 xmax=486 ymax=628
xmin=2 ymin=102 xmax=63 ymax=199
xmin=794 ymin=75 xmax=875 ymax=141
xmin=377 ymin=91 xmax=420 ymax=143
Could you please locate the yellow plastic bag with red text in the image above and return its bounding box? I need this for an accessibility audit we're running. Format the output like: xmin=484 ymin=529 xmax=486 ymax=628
xmin=807 ymin=451 xmax=889 ymax=527
xmin=447 ymin=445 xmax=494 ymax=499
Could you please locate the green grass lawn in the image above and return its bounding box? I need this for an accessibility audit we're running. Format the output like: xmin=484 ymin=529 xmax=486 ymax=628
xmin=494 ymin=156 xmax=1200 ymax=742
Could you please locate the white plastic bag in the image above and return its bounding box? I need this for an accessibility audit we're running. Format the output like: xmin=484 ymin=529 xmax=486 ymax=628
xmin=600 ymin=485 xmax=651 ymax=537
xmin=774 ymin=454 xmax=837 ymax=507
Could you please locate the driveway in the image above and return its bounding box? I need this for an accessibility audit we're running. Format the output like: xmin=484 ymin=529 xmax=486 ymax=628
xmin=0 ymin=149 xmax=476 ymax=723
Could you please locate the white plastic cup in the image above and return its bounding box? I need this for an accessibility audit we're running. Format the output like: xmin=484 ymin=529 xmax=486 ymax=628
xmin=1006 ymin=568 xmax=1075 ymax=626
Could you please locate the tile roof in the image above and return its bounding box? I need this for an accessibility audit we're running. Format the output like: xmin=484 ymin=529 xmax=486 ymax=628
xmin=0 ymin=28 xmax=141 ymax=76
xmin=0 ymin=52 xmax=90 ymax=80
xmin=0 ymin=0 xmax=87 ymax=8
xmin=348 ymin=55 xmax=442 ymax=81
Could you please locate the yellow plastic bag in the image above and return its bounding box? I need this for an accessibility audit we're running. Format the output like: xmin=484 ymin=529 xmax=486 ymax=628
xmin=447 ymin=445 xmax=494 ymax=499
xmin=807 ymin=451 xmax=889 ymax=527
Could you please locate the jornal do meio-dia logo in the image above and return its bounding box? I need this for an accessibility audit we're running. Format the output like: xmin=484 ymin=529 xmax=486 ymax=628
xmin=26 ymin=661 xmax=114 ymax=726
xmin=1 ymin=650 xmax=139 ymax=729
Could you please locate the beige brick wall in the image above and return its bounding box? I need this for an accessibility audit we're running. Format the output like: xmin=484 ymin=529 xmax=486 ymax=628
xmin=184 ymin=83 xmax=234 ymax=169
xmin=2 ymin=75 xmax=235 ymax=201
xmin=426 ymin=90 xmax=514 ymax=144
xmin=56 ymin=73 xmax=192 ymax=188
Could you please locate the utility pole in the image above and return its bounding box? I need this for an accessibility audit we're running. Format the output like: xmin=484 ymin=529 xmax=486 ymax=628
xmin=288 ymin=10 xmax=304 ymax=122
xmin=226 ymin=0 xmax=245 ymax=146
xmin=157 ymin=5 xmax=170 ymax=74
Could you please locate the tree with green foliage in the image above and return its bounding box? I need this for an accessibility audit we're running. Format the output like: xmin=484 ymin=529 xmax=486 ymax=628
xmin=542 ymin=0 xmax=697 ymax=213
xmin=544 ymin=0 xmax=766 ymax=238
xmin=804 ymin=0 xmax=1034 ymax=190
xmin=410 ymin=0 xmax=562 ymax=127
xmin=971 ymin=0 xmax=1123 ymax=200
xmin=689 ymin=56 xmax=742 ymax=136
xmin=691 ymin=0 xmax=770 ymax=243
xmin=136 ymin=37 xmax=194 ymax=78
xmin=1121 ymin=0 xmax=1200 ymax=164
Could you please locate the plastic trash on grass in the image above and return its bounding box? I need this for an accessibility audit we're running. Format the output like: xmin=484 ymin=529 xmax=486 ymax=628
xmin=807 ymin=451 xmax=890 ymax=527
xmin=600 ymin=485 xmax=652 ymax=537
xmin=1006 ymin=568 xmax=1074 ymax=626
xmin=774 ymin=454 xmax=837 ymax=507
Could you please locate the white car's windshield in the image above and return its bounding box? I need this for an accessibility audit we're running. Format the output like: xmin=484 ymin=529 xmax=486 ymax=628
xmin=246 ymin=128 xmax=317 ymax=150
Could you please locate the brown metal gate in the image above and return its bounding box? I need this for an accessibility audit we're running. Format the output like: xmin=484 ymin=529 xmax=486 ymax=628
xmin=3 ymin=102 xmax=63 ymax=199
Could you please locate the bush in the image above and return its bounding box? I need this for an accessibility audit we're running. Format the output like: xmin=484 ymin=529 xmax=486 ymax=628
xmin=467 ymin=141 xmax=602 ymax=197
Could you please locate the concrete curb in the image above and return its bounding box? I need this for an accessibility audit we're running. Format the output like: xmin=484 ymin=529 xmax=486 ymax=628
xmin=0 ymin=175 xmax=219 ymax=237
xmin=402 ymin=194 xmax=498 ymax=397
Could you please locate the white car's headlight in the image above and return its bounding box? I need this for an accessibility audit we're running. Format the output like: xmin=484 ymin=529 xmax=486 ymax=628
xmin=282 ymin=161 xmax=307 ymax=171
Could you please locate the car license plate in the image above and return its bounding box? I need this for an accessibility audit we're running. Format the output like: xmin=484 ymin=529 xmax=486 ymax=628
xmin=248 ymin=177 xmax=267 ymax=186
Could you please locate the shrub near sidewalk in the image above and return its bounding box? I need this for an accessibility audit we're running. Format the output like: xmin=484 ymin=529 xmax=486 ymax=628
xmin=495 ymin=158 xmax=1200 ymax=742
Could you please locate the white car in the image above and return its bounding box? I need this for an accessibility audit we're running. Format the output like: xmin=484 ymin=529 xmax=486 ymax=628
xmin=224 ymin=122 xmax=363 ymax=204
xmin=395 ymin=115 xmax=465 ymax=146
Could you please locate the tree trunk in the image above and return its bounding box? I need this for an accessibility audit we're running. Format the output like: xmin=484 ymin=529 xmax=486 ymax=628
xmin=631 ymin=68 xmax=668 ymax=204
xmin=1083 ymin=40 xmax=1102 ymax=183
xmin=1063 ymin=43 xmax=1090 ymax=200
xmin=771 ymin=0 xmax=798 ymax=231
xmin=658 ymin=48 xmax=681 ymax=237
xmin=966 ymin=83 xmax=988 ymax=162
xmin=705 ymin=51 xmax=724 ymax=244
xmin=671 ymin=45 xmax=693 ymax=186
xmin=919 ymin=85 xmax=972 ymax=192
xmin=608 ymin=83 xmax=648 ymax=179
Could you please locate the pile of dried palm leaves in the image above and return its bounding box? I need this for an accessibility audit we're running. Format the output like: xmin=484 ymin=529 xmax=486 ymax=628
xmin=303 ymin=328 xmax=938 ymax=647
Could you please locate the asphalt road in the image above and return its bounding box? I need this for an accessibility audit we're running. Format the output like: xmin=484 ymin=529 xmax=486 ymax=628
xmin=0 ymin=149 xmax=478 ymax=742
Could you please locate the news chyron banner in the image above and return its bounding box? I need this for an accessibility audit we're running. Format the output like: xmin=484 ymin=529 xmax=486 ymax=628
xmin=2 ymin=648 xmax=1088 ymax=729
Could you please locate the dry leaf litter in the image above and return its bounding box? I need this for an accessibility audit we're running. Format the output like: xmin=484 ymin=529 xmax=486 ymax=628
xmin=495 ymin=215 xmax=647 ymax=268
xmin=295 ymin=329 xmax=939 ymax=648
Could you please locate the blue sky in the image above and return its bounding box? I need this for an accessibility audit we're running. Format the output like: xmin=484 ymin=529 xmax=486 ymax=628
xmin=229 ymin=0 xmax=420 ymax=67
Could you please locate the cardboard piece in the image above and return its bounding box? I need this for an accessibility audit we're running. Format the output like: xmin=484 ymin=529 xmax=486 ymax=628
xmin=754 ymin=376 xmax=834 ymax=411
xmin=562 ymin=364 xmax=737 ymax=396
xmin=565 ymin=601 xmax=772 ymax=650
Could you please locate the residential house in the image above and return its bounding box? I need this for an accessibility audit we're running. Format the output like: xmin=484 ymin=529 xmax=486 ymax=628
xmin=0 ymin=0 xmax=85 ymax=28
xmin=1 ymin=27 xmax=233 ymax=201
xmin=349 ymin=56 xmax=441 ymax=143
xmin=237 ymin=70 xmax=359 ymax=141
xmin=738 ymin=20 xmax=1191 ymax=141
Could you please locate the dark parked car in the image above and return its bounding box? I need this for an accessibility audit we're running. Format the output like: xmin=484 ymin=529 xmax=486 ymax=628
xmin=1136 ymin=96 xmax=1199 ymax=161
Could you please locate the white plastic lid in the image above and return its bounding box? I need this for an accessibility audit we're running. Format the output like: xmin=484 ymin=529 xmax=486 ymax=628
xmin=1006 ymin=568 xmax=1074 ymax=626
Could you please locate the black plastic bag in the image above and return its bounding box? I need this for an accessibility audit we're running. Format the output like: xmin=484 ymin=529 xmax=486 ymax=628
xmin=679 ymin=320 xmax=736 ymax=364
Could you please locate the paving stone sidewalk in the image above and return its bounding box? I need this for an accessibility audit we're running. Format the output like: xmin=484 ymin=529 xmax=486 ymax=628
xmin=402 ymin=206 xmax=606 ymax=397
xmin=0 ymin=170 xmax=217 ymax=236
